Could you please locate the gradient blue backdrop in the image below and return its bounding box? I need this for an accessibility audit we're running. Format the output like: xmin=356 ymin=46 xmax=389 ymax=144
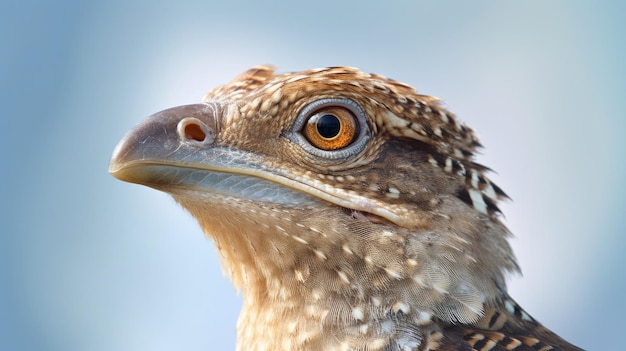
xmin=2 ymin=1 xmax=624 ymax=350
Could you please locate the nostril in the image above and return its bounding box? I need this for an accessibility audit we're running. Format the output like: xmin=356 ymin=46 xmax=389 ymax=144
xmin=177 ymin=117 xmax=214 ymax=145
xmin=184 ymin=122 xmax=206 ymax=142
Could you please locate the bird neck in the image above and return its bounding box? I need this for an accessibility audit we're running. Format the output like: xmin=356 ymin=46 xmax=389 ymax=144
xmin=176 ymin=195 xmax=519 ymax=351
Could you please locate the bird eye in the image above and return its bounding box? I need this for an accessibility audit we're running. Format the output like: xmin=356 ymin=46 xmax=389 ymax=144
xmin=303 ymin=106 xmax=358 ymax=150
xmin=289 ymin=98 xmax=370 ymax=160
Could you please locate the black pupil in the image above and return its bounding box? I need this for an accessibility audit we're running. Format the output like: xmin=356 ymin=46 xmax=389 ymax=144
xmin=316 ymin=114 xmax=341 ymax=138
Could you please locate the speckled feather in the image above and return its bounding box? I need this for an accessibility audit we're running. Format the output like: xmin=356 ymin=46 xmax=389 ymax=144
xmin=111 ymin=66 xmax=583 ymax=350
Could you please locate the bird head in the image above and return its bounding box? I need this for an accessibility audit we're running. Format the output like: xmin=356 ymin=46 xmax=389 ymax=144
xmin=110 ymin=66 xmax=522 ymax=350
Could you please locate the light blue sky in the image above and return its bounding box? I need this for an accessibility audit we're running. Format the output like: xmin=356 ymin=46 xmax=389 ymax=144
xmin=2 ymin=1 xmax=625 ymax=350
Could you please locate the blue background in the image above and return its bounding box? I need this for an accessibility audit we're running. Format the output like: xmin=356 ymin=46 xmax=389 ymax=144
xmin=2 ymin=1 xmax=624 ymax=350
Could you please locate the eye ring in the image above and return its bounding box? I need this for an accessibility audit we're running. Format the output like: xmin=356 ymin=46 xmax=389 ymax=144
xmin=288 ymin=98 xmax=370 ymax=160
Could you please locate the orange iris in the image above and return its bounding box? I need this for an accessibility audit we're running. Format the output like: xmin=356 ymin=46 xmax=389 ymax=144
xmin=303 ymin=106 xmax=357 ymax=150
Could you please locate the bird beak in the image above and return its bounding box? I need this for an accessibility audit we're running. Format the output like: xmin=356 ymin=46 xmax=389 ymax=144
xmin=109 ymin=103 xmax=221 ymax=187
xmin=109 ymin=103 xmax=320 ymax=206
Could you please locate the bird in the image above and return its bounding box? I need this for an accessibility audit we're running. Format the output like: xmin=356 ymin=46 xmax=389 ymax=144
xmin=109 ymin=65 xmax=584 ymax=350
